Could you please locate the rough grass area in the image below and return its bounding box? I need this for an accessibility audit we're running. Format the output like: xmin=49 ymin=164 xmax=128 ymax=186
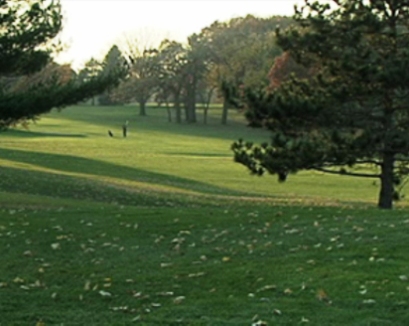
xmin=1 ymin=204 xmax=409 ymax=325
xmin=0 ymin=105 xmax=409 ymax=325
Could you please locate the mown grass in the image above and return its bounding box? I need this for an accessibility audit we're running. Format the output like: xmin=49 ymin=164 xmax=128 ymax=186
xmin=0 ymin=104 xmax=409 ymax=325
xmin=0 ymin=105 xmax=389 ymax=206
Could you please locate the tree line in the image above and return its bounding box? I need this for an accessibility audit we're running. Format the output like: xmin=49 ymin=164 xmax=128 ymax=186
xmin=78 ymin=15 xmax=294 ymax=125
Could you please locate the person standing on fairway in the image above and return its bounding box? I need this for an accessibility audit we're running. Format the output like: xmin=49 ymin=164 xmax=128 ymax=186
xmin=122 ymin=120 xmax=128 ymax=138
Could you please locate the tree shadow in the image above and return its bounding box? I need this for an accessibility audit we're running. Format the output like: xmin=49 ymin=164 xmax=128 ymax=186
xmin=0 ymin=147 xmax=248 ymax=197
xmin=5 ymin=129 xmax=87 ymax=138
xmin=0 ymin=165 xmax=180 ymax=207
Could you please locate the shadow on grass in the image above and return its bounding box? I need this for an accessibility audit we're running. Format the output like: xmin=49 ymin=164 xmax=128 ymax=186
xmin=5 ymin=129 xmax=87 ymax=138
xmin=0 ymin=147 xmax=249 ymax=198
xmin=0 ymin=165 xmax=180 ymax=207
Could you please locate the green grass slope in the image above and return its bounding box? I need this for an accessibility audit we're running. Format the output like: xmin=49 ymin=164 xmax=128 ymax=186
xmin=0 ymin=105 xmax=408 ymax=325
xmin=0 ymin=105 xmax=390 ymax=207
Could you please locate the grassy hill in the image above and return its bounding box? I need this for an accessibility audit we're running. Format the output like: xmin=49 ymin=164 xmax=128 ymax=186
xmin=0 ymin=105 xmax=390 ymax=207
xmin=1 ymin=105 xmax=409 ymax=325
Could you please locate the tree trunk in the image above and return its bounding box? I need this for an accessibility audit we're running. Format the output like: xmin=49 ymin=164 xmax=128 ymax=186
xmin=188 ymin=101 xmax=196 ymax=123
xmin=203 ymin=87 xmax=214 ymax=125
xmin=186 ymin=88 xmax=196 ymax=123
xmin=204 ymin=105 xmax=208 ymax=124
xmin=378 ymin=152 xmax=395 ymax=209
xmin=139 ymin=101 xmax=147 ymax=116
xmin=174 ymin=94 xmax=181 ymax=124
xmin=221 ymin=98 xmax=229 ymax=125
xmin=166 ymin=102 xmax=171 ymax=122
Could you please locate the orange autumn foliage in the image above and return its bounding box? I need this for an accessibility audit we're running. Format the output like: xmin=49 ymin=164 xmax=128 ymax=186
xmin=268 ymin=51 xmax=314 ymax=91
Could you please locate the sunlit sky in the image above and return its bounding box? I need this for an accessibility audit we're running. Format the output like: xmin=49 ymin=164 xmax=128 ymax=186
xmin=57 ymin=0 xmax=305 ymax=69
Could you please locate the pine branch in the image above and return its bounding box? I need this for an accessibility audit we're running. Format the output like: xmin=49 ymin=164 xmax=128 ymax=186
xmin=312 ymin=167 xmax=380 ymax=178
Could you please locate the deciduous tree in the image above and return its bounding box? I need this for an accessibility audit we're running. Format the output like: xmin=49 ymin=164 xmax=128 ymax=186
xmin=200 ymin=15 xmax=291 ymax=124
xmin=156 ymin=40 xmax=187 ymax=123
xmin=114 ymin=43 xmax=160 ymax=116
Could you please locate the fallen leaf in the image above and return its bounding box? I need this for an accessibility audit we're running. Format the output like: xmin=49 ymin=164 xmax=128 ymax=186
xmin=51 ymin=243 xmax=60 ymax=250
xmin=256 ymin=285 xmax=276 ymax=292
xmin=13 ymin=277 xmax=25 ymax=284
xmin=301 ymin=316 xmax=309 ymax=323
xmin=84 ymin=281 xmax=91 ymax=291
xmin=317 ymin=289 xmax=331 ymax=303
xmin=173 ymin=296 xmax=185 ymax=304
xmin=284 ymin=288 xmax=292 ymax=295
xmin=252 ymin=321 xmax=268 ymax=326
xmin=99 ymin=290 xmax=112 ymax=297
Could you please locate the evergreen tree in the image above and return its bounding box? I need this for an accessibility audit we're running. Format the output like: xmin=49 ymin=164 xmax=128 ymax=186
xmin=98 ymin=45 xmax=126 ymax=106
xmin=231 ymin=0 xmax=409 ymax=209
xmin=0 ymin=0 xmax=124 ymax=128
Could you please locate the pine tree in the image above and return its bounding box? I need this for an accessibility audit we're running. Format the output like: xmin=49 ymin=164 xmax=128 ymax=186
xmin=0 ymin=0 xmax=124 ymax=128
xmin=231 ymin=0 xmax=409 ymax=209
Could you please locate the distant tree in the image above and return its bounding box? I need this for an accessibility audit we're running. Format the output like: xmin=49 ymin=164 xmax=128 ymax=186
xmin=113 ymin=48 xmax=160 ymax=116
xmin=157 ymin=40 xmax=187 ymax=123
xmin=98 ymin=45 xmax=127 ymax=106
xmin=78 ymin=58 xmax=103 ymax=105
xmin=182 ymin=34 xmax=210 ymax=123
xmin=231 ymin=0 xmax=409 ymax=209
xmin=0 ymin=0 xmax=124 ymax=129
xmin=199 ymin=15 xmax=291 ymax=124
xmin=197 ymin=78 xmax=216 ymax=125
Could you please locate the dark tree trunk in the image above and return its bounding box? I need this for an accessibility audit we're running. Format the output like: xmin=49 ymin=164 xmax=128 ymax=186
xmin=139 ymin=101 xmax=147 ymax=116
xmin=204 ymin=105 xmax=208 ymax=124
xmin=221 ymin=98 xmax=229 ymax=125
xmin=378 ymin=152 xmax=395 ymax=209
xmin=186 ymin=89 xmax=196 ymax=123
xmin=187 ymin=101 xmax=196 ymax=123
xmin=174 ymin=94 xmax=181 ymax=124
xmin=166 ymin=102 xmax=171 ymax=122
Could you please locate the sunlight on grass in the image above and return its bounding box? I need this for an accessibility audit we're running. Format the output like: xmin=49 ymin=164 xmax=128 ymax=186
xmin=0 ymin=105 xmax=392 ymax=207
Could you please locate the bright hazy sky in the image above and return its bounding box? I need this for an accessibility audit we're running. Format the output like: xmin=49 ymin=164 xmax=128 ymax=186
xmin=57 ymin=0 xmax=305 ymax=68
